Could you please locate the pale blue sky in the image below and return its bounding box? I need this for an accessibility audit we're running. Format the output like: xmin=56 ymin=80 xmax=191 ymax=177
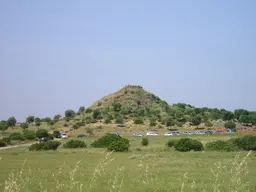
xmin=0 ymin=1 xmax=255 ymax=121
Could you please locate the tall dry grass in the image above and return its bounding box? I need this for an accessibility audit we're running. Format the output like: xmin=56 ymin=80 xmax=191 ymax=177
xmin=3 ymin=151 xmax=254 ymax=192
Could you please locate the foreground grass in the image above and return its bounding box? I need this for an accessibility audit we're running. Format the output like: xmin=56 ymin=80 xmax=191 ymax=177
xmin=0 ymin=136 xmax=255 ymax=192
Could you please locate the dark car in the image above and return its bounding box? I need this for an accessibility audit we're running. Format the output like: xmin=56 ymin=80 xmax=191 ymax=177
xmin=39 ymin=137 xmax=53 ymax=143
xmin=204 ymin=131 xmax=214 ymax=135
xmin=77 ymin=134 xmax=87 ymax=138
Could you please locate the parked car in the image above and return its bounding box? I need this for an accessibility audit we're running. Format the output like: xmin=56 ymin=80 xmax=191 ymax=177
xmin=133 ymin=132 xmax=144 ymax=137
xmin=204 ymin=131 xmax=214 ymax=135
xmin=39 ymin=137 xmax=53 ymax=143
xmin=164 ymin=132 xmax=174 ymax=136
xmin=194 ymin=131 xmax=204 ymax=135
xmin=227 ymin=129 xmax=236 ymax=134
xmin=77 ymin=134 xmax=87 ymax=138
xmin=183 ymin=131 xmax=193 ymax=135
xmin=60 ymin=133 xmax=68 ymax=139
xmin=111 ymin=132 xmax=120 ymax=136
xmin=146 ymin=132 xmax=159 ymax=136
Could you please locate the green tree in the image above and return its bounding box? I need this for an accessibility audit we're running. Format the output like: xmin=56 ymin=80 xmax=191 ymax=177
xmin=234 ymin=109 xmax=249 ymax=120
xmin=20 ymin=122 xmax=29 ymax=129
xmin=92 ymin=109 xmax=102 ymax=120
xmin=53 ymin=114 xmax=61 ymax=121
xmin=65 ymin=110 xmax=75 ymax=118
xmin=7 ymin=117 xmax=17 ymax=129
xmin=79 ymin=106 xmax=85 ymax=113
xmin=26 ymin=116 xmax=35 ymax=124
xmin=191 ymin=115 xmax=202 ymax=126
xmin=36 ymin=129 xmax=49 ymax=138
xmin=34 ymin=117 xmax=41 ymax=126
xmin=224 ymin=121 xmax=236 ymax=130
xmin=166 ymin=118 xmax=176 ymax=127
xmin=239 ymin=115 xmax=251 ymax=124
xmin=0 ymin=121 xmax=8 ymax=132
xmin=112 ymin=103 xmax=122 ymax=112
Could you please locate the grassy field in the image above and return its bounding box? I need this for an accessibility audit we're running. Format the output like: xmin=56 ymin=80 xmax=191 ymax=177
xmin=0 ymin=135 xmax=256 ymax=192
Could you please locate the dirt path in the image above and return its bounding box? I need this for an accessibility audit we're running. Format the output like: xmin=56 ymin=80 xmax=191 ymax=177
xmin=0 ymin=143 xmax=32 ymax=151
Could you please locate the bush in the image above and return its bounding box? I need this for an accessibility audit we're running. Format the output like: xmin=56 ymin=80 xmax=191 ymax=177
xmin=0 ymin=140 xmax=7 ymax=147
xmin=1 ymin=137 xmax=11 ymax=145
xmin=63 ymin=140 xmax=86 ymax=148
xmin=91 ymin=133 xmax=120 ymax=148
xmin=29 ymin=141 xmax=61 ymax=151
xmin=167 ymin=140 xmax=178 ymax=148
xmin=205 ymin=140 xmax=239 ymax=152
xmin=107 ymin=138 xmax=130 ymax=152
xmin=23 ymin=130 xmax=36 ymax=140
xmin=141 ymin=137 xmax=149 ymax=146
xmin=36 ymin=129 xmax=49 ymax=138
xmin=9 ymin=132 xmax=25 ymax=141
xmin=175 ymin=138 xmax=204 ymax=152
xmin=115 ymin=117 xmax=124 ymax=124
xmin=134 ymin=118 xmax=144 ymax=124
xmin=20 ymin=122 xmax=29 ymax=129
xmin=234 ymin=135 xmax=256 ymax=151
xmin=53 ymin=130 xmax=61 ymax=138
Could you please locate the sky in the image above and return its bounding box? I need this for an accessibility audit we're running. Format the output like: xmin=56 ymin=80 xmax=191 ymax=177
xmin=0 ymin=0 xmax=256 ymax=121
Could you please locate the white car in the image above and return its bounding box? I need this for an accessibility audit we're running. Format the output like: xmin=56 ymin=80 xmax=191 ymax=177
xmin=60 ymin=133 xmax=68 ymax=139
xmin=194 ymin=131 xmax=204 ymax=135
xmin=164 ymin=132 xmax=174 ymax=136
xmin=146 ymin=132 xmax=159 ymax=136
xmin=133 ymin=133 xmax=144 ymax=137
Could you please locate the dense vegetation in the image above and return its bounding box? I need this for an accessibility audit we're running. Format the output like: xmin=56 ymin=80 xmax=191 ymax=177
xmin=0 ymin=86 xmax=255 ymax=137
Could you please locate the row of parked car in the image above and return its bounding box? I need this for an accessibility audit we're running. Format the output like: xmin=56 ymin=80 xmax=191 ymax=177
xmin=133 ymin=130 xmax=235 ymax=137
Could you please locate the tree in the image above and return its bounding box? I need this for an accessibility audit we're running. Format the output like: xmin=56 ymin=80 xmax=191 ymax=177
xmin=78 ymin=106 xmax=85 ymax=113
xmin=239 ymin=115 xmax=251 ymax=124
xmin=112 ymin=103 xmax=122 ymax=112
xmin=224 ymin=121 xmax=236 ymax=130
xmin=191 ymin=115 xmax=202 ymax=126
xmin=7 ymin=117 xmax=17 ymax=129
xmin=0 ymin=121 xmax=8 ymax=132
xmin=166 ymin=118 xmax=176 ymax=127
xmin=34 ymin=117 xmax=41 ymax=126
xmin=54 ymin=114 xmax=61 ymax=121
xmin=26 ymin=116 xmax=35 ymax=124
xmin=65 ymin=110 xmax=75 ymax=118
xmin=234 ymin=109 xmax=249 ymax=120
xmin=92 ymin=109 xmax=102 ymax=120
xmin=36 ymin=129 xmax=49 ymax=138
xmin=20 ymin=122 xmax=29 ymax=129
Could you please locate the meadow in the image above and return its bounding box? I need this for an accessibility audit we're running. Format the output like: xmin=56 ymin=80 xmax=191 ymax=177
xmin=0 ymin=135 xmax=256 ymax=192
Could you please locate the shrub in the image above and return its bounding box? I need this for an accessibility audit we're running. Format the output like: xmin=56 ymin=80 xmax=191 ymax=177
xmin=63 ymin=140 xmax=86 ymax=148
xmin=205 ymin=140 xmax=238 ymax=152
xmin=91 ymin=133 xmax=120 ymax=148
xmin=20 ymin=122 xmax=29 ymax=129
xmin=0 ymin=139 xmax=7 ymax=147
xmin=115 ymin=117 xmax=124 ymax=124
xmin=2 ymin=137 xmax=11 ymax=145
xmin=175 ymin=138 xmax=204 ymax=152
xmin=36 ymin=129 xmax=49 ymax=138
xmin=29 ymin=141 xmax=61 ymax=151
xmin=9 ymin=132 xmax=25 ymax=141
xmin=107 ymin=138 xmax=130 ymax=152
xmin=167 ymin=140 xmax=178 ymax=148
xmin=23 ymin=130 xmax=36 ymax=140
xmin=104 ymin=118 xmax=111 ymax=124
xmin=53 ymin=130 xmax=61 ymax=138
xmin=134 ymin=118 xmax=144 ymax=124
xmin=234 ymin=135 xmax=256 ymax=151
xmin=141 ymin=137 xmax=149 ymax=146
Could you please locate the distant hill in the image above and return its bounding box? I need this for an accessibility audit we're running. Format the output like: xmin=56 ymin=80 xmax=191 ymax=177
xmin=89 ymin=85 xmax=168 ymax=112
